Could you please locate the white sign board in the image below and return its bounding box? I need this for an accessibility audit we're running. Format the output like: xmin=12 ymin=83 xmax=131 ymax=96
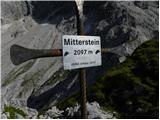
xmin=62 ymin=35 xmax=102 ymax=70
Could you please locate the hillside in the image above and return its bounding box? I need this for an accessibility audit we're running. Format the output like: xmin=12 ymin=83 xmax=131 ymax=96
xmin=1 ymin=1 xmax=159 ymax=119
xmin=92 ymin=40 xmax=159 ymax=118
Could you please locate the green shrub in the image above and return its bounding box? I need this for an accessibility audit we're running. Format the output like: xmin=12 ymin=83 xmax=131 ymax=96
xmin=92 ymin=40 xmax=159 ymax=118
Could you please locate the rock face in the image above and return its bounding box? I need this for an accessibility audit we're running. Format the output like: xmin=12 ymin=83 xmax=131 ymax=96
xmin=2 ymin=101 xmax=115 ymax=119
xmin=1 ymin=1 xmax=77 ymax=111
xmin=1 ymin=1 xmax=159 ymax=118
xmin=87 ymin=102 xmax=116 ymax=119
xmin=1 ymin=1 xmax=29 ymax=25
xmin=62 ymin=102 xmax=117 ymax=119
xmin=83 ymin=1 xmax=159 ymax=55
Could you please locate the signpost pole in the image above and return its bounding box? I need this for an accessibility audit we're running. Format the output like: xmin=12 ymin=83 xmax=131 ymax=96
xmin=75 ymin=1 xmax=88 ymax=118
xmin=79 ymin=68 xmax=87 ymax=118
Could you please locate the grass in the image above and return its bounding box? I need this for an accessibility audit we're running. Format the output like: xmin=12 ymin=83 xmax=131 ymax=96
xmin=3 ymin=105 xmax=27 ymax=119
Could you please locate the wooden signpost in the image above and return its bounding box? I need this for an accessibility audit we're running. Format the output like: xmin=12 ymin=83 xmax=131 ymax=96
xmin=10 ymin=1 xmax=109 ymax=119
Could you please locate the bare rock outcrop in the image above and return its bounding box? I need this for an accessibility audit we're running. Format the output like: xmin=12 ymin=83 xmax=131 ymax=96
xmin=1 ymin=1 xmax=29 ymax=25
xmin=1 ymin=1 xmax=159 ymax=118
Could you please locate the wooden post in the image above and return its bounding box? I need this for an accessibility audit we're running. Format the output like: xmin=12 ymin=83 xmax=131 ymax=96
xmin=74 ymin=1 xmax=88 ymax=118
xmin=79 ymin=68 xmax=87 ymax=118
